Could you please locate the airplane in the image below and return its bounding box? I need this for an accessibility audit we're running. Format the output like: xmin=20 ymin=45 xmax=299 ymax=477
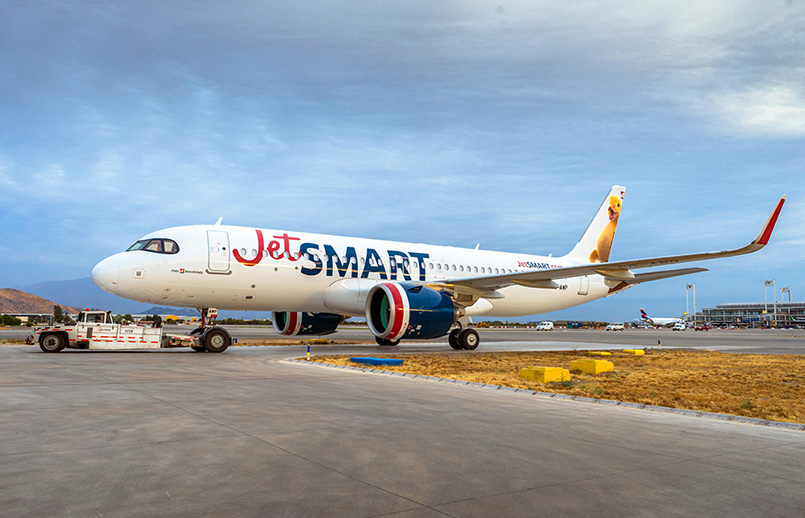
xmin=639 ymin=308 xmax=685 ymax=327
xmin=91 ymin=186 xmax=785 ymax=352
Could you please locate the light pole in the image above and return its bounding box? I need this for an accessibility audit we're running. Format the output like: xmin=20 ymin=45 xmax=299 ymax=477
xmin=781 ymin=287 xmax=791 ymax=326
xmin=764 ymin=280 xmax=776 ymax=327
xmin=686 ymin=284 xmax=696 ymax=325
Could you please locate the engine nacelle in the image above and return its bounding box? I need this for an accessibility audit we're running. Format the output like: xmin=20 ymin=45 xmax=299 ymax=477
xmin=272 ymin=311 xmax=344 ymax=336
xmin=365 ymin=282 xmax=456 ymax=340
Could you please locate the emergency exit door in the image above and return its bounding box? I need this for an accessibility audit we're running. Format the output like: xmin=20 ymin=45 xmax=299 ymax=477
xmin=207 ymin=230 xmax=231 ymax=273
xmin=578 ymin=275 xmax=589 ymax=296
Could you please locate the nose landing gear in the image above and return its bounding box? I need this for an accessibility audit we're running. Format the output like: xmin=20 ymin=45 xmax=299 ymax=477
xmin=191 ymin=307 xmax=232 ymax=353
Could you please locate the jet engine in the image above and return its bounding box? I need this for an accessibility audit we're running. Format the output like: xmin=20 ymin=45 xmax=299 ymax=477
xmin=272 ymin=311 xmax=344 ymax=336
xmin=365 ymin=282 xmax=456 ymax=341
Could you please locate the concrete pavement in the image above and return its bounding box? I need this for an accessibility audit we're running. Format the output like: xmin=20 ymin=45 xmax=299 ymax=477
xmin=1 ymin=345 xmax=803 ymax=517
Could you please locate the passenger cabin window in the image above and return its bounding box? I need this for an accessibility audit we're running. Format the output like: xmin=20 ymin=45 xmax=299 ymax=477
xmin=126 ymin=239 xmax=180 ymax=254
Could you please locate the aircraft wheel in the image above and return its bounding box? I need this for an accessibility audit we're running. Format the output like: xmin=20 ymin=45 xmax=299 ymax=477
xmin=203 ymin=328 xmax=231 ymax=353
xmin=448 ymin=329 xmax=463 ymax=350
xmin=375 ymin=337 xmax=400 ymax=346
xmin=39 ymin=333 xmax=66 ymax=353
xmin=459 ymin=328 xmax=479 ymax=350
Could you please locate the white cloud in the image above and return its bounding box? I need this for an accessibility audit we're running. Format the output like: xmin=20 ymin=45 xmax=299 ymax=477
xmin=713 ymin=85 xmax=805 ymax=137
xmin=34 ymin=164 xmax=69 ymax=191
xmin=0 ymin=156 xmax=15 ymax=188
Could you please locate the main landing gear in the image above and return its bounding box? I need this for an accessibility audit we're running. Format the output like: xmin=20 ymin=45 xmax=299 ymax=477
xmin=375 ymin=330 xmax=478 ymax=349
xmin=448 ymin=328 xmax=479 ymax=350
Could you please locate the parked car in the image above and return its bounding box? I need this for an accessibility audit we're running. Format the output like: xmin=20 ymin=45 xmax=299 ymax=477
xmin=672 ymin=322 xmax=686 ymax=331
xmin=536 ymin=321 xmax=554 ymax=331
xmin=605 ymin=322 xmax=625 ymax=331
xmin=695 ymin=324 xmax=712 ymax=331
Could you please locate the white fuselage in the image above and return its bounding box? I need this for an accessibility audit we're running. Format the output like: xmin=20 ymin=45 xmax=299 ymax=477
xmin=92 ymin=224 xmax=613 ymax=317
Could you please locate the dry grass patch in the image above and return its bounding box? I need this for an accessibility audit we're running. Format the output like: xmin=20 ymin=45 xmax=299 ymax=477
xmin=0 ymin=339 xmax=27 ymax=345
xmin=311 ymin=350 xmax=805 ymax=424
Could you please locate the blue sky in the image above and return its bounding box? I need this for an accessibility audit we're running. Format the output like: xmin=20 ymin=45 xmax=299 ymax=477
xmin=1 ymin=1 xmax=803 ymax=321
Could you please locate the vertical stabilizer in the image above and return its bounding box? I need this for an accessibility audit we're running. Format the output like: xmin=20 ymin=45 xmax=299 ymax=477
xmin=563 ymin=185 xmax=626 ymax=263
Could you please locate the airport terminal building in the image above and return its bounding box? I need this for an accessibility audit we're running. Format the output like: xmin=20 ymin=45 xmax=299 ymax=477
xmin=697 ymin=302 xmax=805 ymax=327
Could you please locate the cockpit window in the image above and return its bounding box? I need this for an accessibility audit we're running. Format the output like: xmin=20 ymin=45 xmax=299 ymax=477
xmin=126 ymin=239 xmax=180 ymax=254
xmin=163 ymin=240 xmax=178 ymax=253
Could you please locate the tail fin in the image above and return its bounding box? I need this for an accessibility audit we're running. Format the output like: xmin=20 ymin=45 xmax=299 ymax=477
xmin=640 ymin=308 xmax=650 ymax=321
xmin=563 ymin=185 xmax=626 ymax=263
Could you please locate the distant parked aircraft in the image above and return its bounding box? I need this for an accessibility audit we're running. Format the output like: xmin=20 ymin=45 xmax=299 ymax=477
xmin=640 ymin=308 xmax=685 ymax=327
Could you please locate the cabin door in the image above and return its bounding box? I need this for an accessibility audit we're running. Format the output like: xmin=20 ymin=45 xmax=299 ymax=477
xmin=207 ymin=230 xmax=231 ymax=274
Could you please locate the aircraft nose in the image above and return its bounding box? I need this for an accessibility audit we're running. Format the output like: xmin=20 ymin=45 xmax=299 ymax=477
xmin=92 ymin=255 xmax=121 ymax=294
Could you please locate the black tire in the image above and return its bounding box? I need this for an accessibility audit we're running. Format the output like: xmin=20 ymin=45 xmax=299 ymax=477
xmin=448 ymin=329 xmax=462 ymax=350
xmin=203 ymin=328 xmax=230 ymax=353
xmin=40 ymin=333 xmax=66 ymax=353
xmin=459 ymin=328 xmax=479 ymax=350
xmin=375 ymin=337 xmax=400 ymax=346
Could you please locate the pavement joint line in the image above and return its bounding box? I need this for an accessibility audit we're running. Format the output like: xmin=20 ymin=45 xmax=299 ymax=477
xmin=242 ymin=430 xmax=438 ymax=514
xmin=283 ymin=359 xmax=805 ymax=432
xmin=60 ymin=360 xmax=442 ymax=513
xmin=427 ymin=457 xmax=702 ymax=511
xmin=0 ymin=433 xmax=251 ymax=458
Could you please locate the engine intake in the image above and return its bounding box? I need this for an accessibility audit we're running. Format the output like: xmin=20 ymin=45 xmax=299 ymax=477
xmin=365 ymin=282 xmax=456 ymax=340
xmin=272 ymin=311 xmax=344 ymax=336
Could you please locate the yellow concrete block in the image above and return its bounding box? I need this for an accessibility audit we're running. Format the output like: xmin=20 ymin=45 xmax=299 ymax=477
xmin=622 ymin=349 xmax=645 ymax=355
xmin=570 ymin=359 xmax=614 ymax=374
xmin=589 ymin=351 xmax=612 ymax=356
xmin=520 ymin=367 xmax=570 ymax=383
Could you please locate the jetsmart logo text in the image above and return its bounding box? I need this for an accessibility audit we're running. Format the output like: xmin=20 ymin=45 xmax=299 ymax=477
xmin=232 ymin=230 xmax=429 ymax=281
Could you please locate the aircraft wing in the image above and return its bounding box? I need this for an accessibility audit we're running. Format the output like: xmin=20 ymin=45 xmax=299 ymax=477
xmin=442 ymin=196 xmax=785 ymax=294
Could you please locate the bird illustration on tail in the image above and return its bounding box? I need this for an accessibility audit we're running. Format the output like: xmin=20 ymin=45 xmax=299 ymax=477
xmin=589 ymin=194 xmax=621 ymax=263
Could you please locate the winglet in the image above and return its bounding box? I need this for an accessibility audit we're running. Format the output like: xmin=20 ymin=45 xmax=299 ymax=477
xmin=754 ymin=196 xmax=786 ymax=246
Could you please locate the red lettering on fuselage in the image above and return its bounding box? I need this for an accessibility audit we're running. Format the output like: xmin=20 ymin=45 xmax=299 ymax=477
xmin=232 ymin=229 xmax=265 ymax=266
xmin=274 ymin=233 xmax=301 ymax=261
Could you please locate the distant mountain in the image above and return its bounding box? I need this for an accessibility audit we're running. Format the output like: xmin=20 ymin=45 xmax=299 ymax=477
xmin=21 ymin=277 xmax=271 ymax=319
xmin=24 ymin=277 xmax=145 ymax=314
xmin=139 ymin=306 xmax=200 ymax=317
xmin=0 ymin=288 xmax=81 ymax=315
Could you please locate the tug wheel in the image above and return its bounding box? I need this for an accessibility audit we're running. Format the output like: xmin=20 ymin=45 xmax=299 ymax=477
xmin=40 ymin=333 xmax=66 ymax=353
